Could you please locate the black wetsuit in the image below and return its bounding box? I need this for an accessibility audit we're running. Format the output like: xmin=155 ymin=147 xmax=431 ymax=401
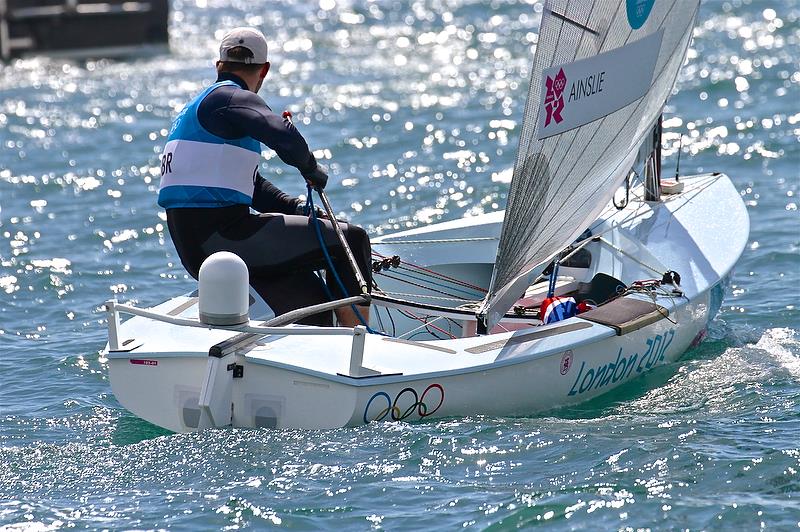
xmin=164 ymin=72 xmax=371 ymax=325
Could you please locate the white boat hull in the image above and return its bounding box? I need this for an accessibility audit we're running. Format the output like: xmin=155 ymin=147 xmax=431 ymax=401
xmin=105 ymin=173 xmax=747 ymax=431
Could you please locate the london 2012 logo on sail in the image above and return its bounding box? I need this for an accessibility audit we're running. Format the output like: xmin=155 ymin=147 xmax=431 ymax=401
xmin=544 ymin=68 xmax=606 ymax=128
xmin=544 ymin=68 xmax=567 ymax=126
xmin=536 ymin=30 xmax=662 ymax=140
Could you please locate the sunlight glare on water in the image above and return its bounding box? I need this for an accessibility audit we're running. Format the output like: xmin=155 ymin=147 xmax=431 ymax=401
xmin=1 ymin=0 xmax=799 ymax=528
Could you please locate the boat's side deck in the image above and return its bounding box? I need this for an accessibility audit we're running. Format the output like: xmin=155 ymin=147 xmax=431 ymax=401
xmin=240 ymin=318 xmax=617 ymax=384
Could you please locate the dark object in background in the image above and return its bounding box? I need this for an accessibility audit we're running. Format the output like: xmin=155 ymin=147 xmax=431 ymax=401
xmin=0 ymin=0 xmax=168 ymax=60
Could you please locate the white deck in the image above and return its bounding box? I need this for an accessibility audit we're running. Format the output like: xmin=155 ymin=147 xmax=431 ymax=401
xmin=242 ymin=319 xmax=617 ymax=384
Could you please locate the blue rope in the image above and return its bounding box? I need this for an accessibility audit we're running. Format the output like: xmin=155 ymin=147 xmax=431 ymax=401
xmin=547 ymin=261 xmax=560 ymax=299
xmin=306 ymin=186 xmax=387 ymax=336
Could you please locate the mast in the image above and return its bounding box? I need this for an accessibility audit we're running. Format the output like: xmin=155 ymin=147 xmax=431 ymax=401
xmin=644 ymin=114 xmax=663 ymax=202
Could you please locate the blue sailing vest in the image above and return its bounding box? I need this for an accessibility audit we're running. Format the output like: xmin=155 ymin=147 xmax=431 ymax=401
xmin=157 ymin=81 xmax=262 ymax=208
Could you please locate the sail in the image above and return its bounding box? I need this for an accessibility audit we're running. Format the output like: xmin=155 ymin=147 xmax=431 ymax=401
xmin=478 ymin=0 xmax=700 ymax=330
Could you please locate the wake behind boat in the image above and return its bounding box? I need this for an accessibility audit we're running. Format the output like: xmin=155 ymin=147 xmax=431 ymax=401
xmin=102 ymin=0 xmax=750 ymax=432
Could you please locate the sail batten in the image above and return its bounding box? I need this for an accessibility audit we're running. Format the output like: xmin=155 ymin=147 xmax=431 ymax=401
xmin=479 ymin=0 xmax=700 ymax=330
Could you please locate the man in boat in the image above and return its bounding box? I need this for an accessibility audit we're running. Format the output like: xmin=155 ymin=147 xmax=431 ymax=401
xmin=157 ymin=27 xmax=371 ymax=327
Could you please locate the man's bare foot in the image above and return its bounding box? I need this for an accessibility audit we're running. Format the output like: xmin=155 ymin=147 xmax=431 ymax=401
xmin=335 ymin=305 xmax=370 ymax=328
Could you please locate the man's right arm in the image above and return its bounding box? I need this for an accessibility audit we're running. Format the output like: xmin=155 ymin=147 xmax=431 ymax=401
xmin=223 ymin=90 xmax=322 ymax=180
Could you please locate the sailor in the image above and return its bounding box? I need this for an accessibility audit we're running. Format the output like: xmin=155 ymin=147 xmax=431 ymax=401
xmin=158 ymin=27 xmax=371 ymax=327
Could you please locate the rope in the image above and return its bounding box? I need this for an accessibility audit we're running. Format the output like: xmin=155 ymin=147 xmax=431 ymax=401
xmin=547 ymin=261 xmax=559 ymax=298
xmin=373 ymin=305 xmax=397 ymax=336
xmin=374 ymin=236 xmax=499 ymax=245
xmin=374 ymin=271 xmax=474 ymax=301
xmin=372 ymin=290 xmax=471 ymax=303
xmin=395 ymin=263 xmax=486 ymax=293
xmin=621 ymin=282 xmax=685 ymax=325
xmin=374 ymin=269 xmax=481 ymax=299
xmin=589 ymin=172 xmax=721 ymax=236
xmin=307 ymin=186 xmax=387 ymax=336
xmin=613 ymin=170 xmax=634 ymax=210
xmin=532 ymin=181 xmax=698 ymax=287
xmin=596 ymin=236 xmax=665 ymax=277
xmin=395 ymin=310 xmax=457 ymax=340
xmin=373 ymin=251 xmax=488 ymax=293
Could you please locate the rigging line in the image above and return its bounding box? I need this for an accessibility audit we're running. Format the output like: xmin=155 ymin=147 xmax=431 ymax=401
xmin=395 ymin=261 xmax=487 ymax=293
xmin=375 ymin=271 xmax=472 ymax=300
xmin=306 ymin=187 xmax=388 ymax=336
xmin=559 ymin=234 xmax=595 ymax=263
xmin=445 ymin=316 xmax=464 ymax=330
xmin=376 ymin=304 xmax=397 ymax=336
xmin=589 ymin=192 xmax=650 ymax=233
xmin=396 ymin=308 xmax=456 ymax=339
xmin=395 ymin=264 xmax=488 ymax=293
xmin=547 ymin=172 xmax=715 ymax=266
xmin=627 ymin=284 xmax=686 ymax=302
xmin=372 ymin=290 xmax=473 ymax=303
xmin=394 ymin=265 xmax=486 ymax=294
xmin=589 ymin=171 xmax=698 ymax=232
xmin=621 ymin=175 xmax=724 ymax=235
xmin=493 ymin=322 xmax=511 ymax=333
xmin=620 ymin=174 xmax=721 ymax=221
xmin=589 ymin=172 xmax=720 ymax=233
xmin=374 ymin=304 xmax=387 ymax=334
xmin=597 ymin=236 xmax=665 ymax=276
xmin=372 ymin=251 xmax=488 ymax=293
xmin=388 ymin=307 xmax=397 ymax=336
xmin=523 ymin=206 xmax=647 ymax=281
xmin=374 ymin=269 xmax=475 ymax=299
xmin=623 ymin=285 xmax=684 ymax=324
xmin=408 ymin=330 xmax=446 ymax=341
xmin=396 ymin=310 xmax=456 ymax=340
xmin=516 ymin=233 xmax=600 ymax=291
xmin=396 ymin=310 xmax=440 ymax=337
xmin=493 ymin=176 xmax=714 ymax=302
xmin=548 ymin=8 xmax=599 ymax=35
xmin=374 ymin=236 xmax=498 ymax=244
xmin=376 ymin=268 xmax=484 ymax=298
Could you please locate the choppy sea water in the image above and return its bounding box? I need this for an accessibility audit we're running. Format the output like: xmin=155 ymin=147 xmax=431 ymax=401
xmin=1 ymin=0 xmax=799 ymax=528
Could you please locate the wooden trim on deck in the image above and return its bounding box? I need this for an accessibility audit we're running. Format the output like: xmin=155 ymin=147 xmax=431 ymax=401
xmin=381 ymin=337 xmax=457 ymax=354
xmin=465 ymin=321 xmax=593 ymax=354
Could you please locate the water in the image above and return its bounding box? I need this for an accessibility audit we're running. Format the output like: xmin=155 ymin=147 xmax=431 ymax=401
xmin=1 ymin=0 xmax=798 ymax=528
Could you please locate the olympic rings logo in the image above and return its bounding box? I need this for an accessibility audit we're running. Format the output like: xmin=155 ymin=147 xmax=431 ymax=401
xmin=363 ymin=383 xmax=445 ymax=424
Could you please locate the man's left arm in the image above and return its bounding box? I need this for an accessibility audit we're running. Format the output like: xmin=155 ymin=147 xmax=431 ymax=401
xmin=251 ymin=172 xmax=303 ymax=215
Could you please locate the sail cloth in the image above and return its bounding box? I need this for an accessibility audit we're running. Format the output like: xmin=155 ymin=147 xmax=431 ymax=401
xmin=477 ymin=0 xmax=700 ymax=331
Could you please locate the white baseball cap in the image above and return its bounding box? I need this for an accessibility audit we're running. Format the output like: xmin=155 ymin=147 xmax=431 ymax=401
xmin=219 ymin=27 xmax=268 ymax=64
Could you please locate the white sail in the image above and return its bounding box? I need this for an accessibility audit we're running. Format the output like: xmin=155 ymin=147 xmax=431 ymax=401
xmin=478 ymin=0 xmax=700 ymax=331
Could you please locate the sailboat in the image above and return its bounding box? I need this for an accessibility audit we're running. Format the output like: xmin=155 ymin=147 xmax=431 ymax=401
xmin=103 ymin=0 xmax=749 ymax=431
